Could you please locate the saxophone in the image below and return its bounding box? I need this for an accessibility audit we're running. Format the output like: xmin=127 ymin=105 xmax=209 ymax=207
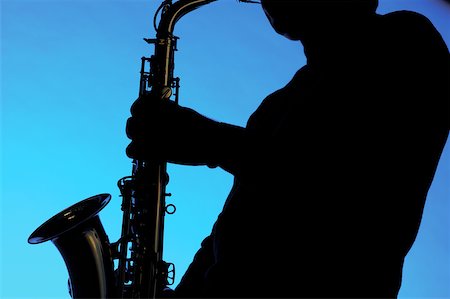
xmin=27 ymin=0 xmax=217 ymax=298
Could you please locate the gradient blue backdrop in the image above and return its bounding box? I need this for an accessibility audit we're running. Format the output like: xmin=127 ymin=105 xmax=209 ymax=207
xmin=1 ymin=0 xmax=449 ymax=298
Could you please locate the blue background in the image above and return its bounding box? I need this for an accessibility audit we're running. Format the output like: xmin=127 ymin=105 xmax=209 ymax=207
xmin=1 ymin=0 xmax=449 ymax=298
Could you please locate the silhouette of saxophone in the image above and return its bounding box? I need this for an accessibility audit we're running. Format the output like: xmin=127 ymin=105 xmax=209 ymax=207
xmin=28 ymin=1 xmax=217 ymax=297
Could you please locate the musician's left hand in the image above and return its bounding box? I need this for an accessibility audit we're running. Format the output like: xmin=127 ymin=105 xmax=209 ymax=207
xmin=125 ymin=91 xmax=222 ymax=166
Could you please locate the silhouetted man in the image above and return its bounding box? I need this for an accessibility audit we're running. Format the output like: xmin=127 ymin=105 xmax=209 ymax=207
xmin=126 ymin=0 xmax=449 ymax=297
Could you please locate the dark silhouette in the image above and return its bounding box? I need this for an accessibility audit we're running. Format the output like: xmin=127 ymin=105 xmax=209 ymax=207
xmin=126 ymin=0 xmax=449 ymax=297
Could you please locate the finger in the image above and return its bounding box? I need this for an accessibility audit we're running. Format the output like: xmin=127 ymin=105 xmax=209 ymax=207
xmin=126 ymin=114 xmax=161 ymax=139
xmin=126 ymin=140 xmax=168 ymax=162
xmin=130 ymin=92 xmax=164 ymax=116
xmin=126 ymin=141 xmax=147 ymax=160
xmin=126 ymin=141 xmax=137 ymax=159
xmin=126 ymin=117 xmax=142 ymax=140
xmin=130 ymin=97 xmax=146 ymax=116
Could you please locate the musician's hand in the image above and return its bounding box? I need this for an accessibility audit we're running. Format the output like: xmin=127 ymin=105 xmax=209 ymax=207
xmin=126 ymin=91 xmax=221 ymax=166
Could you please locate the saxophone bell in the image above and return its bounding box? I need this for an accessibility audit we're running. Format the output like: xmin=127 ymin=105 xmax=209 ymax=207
xmin=28 ymin=194 xmax=116 ymax=299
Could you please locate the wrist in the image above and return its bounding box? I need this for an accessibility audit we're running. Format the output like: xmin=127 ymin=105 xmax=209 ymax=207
xmin=206 ymin=122 xmax=246 ymax=174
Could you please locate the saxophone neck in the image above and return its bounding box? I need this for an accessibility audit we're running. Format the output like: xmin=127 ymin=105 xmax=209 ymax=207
xmin=157 ymin=0 xmax=217 ymax=38
xmin=147 ymin=0 xmax=217 ymax=91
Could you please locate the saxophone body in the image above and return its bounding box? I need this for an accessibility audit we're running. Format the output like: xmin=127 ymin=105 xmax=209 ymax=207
xmin=28 ymin=1 xmax=216 ymax=298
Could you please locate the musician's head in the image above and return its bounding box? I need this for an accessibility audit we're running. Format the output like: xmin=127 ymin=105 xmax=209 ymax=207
xmin=261 ymin=0 xmax=379 ymax=40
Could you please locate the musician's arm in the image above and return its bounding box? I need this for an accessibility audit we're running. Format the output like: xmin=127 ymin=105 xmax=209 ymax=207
xmin=207 ymin=122 xmax=247 ymax=176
